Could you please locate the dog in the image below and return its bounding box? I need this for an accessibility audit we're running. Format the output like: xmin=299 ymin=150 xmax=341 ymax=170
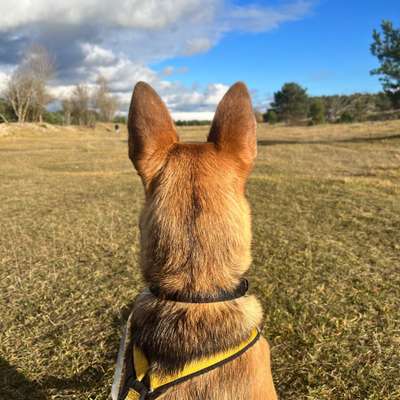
xmin=111 ymin=81 xmax=277 ymax=400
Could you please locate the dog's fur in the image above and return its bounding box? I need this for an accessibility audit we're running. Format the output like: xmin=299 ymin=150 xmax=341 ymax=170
xmin=126 ymin=81 xmax=277 ymax=399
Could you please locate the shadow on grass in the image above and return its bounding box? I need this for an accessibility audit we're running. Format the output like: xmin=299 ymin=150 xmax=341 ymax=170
xmin=0 ymin=356 xmax=111 ymax=398
xmin=0 ymin=357 xmax=46 ymax=400
xmin=39 ymin=366 xmax=107 ymax=392
xmin=36 ymin=300 xmax=136 ymax=397
xmin=258 ymin=133 xmax=400 ymax=146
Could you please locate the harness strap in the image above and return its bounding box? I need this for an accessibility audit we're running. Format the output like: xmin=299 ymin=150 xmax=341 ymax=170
xmin=124 ymin=328 xmax=260 ymax=400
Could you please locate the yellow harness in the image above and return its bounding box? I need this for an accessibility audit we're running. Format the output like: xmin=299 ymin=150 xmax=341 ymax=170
xmin=124 ymin=328 xmax=260 ymax=400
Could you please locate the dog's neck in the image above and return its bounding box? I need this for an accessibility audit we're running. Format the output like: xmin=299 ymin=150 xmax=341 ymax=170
xmin=133 ymin=230 xmax=262 ymax=373
xmin=139 ymin=218 xmax=253 ymax=299
xmin=148 ymin=278 xmax=249 ymax=303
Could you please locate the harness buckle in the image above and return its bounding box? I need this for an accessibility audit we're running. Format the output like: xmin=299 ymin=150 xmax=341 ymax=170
xmin=127 ymin=379 xmax=149 ymax=400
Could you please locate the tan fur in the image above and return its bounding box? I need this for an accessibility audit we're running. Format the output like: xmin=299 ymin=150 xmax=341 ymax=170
xmin=127 ymin=81 xmax=278 ymax=399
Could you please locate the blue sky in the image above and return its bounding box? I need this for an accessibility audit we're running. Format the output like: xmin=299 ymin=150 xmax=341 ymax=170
xmin=0 ymin=0 xmax=398 ymax=119
xmin=154 ymin=0 xmax=399 ymax=106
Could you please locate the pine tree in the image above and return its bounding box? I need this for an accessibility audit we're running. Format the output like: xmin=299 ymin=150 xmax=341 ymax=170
xmin=370 ymin=20 xmax=400 ymax=109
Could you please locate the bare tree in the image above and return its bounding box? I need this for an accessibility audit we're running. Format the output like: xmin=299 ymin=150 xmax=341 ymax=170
xmin=322 ymin=96 xmax=352 ymax=122
xmin=94 ymin=75 xmax=119 ymax=122
xmin=27 ymin=44 xmax=55 ymax=122
xmin=5 ymin=44 xmax=54 ymax=123
xmin=0 ymin=112 xmax=9 ymax=123
xmin=70 ymin=84 xmax=92 ymax=126
xmin=61 ymin=99 xmax=72 ymax=125
xmin=5 ymin=67 xmax=35 ymax=123
xmin=31 ymin=85 xmax=54 ymax=122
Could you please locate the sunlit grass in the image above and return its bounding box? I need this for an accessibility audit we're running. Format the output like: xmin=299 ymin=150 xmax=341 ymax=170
xmin=1 ymin=121 xmax=399 ymax=399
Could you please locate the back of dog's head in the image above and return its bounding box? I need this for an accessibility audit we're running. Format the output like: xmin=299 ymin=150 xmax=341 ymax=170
xmin=128 ymin=82 xmax=257 ymax=294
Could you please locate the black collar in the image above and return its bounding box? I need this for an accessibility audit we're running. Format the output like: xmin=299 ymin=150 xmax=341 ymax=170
xmin=149 ymin=278 xmax=249 ymax=303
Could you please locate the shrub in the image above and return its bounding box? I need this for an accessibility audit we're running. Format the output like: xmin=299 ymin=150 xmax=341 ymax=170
xmin=0 ymin=98 xmax=17 ymax=123
xmin=43 ymin=110 xmax=64 ymax=125
xmin=113 ymin=115 xmax=127 ymax=124
xmin=264 ymin=109 xmax=278 ymax=124
xmin=339 ymin=111 xmax=354 ymax=123
xmin=309 ymin=99 xmax=325 ymax=124
xmin=375 ymin=92 xmax=393 ymax=111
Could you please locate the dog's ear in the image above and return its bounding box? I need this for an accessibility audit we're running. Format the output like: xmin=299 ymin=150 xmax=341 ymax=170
xmin=207 ymin=82 xmax=257 ymax=169
xmin=128 ymin=81 xmax=178 ymax=183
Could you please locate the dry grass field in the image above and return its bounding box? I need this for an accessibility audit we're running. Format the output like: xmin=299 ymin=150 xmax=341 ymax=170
xmin=1 ymin=121 xmax=400 ymax=399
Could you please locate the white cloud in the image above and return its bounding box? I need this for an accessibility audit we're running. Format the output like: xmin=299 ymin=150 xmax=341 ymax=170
xmin=0 ymin=0 xmax=219 ymax=31
xmin=111 ymin=77 xmax=229 ymax=116
xmin=172 ymin=111 xmax=215 ymax=121
xmin=0 ymin=0 xmax=312 ymax=63
xmin=161 ymin=83 xmax=229 ymax=112
xmin=96 ymin=59 xmax=158 ymax=92
xmin=183 ymin=38 xmax=213 ymax=55
xmin=81 ymin=43 xmax=117 ymax=66
xmin=0 ymin=71 xmax=9 ymax=93
xmin=52 ymin=47 xmax=229 ymax=116
xmin=48 ymin=84 xmax=73 ymax=100
xmin=225 ymin=0 xmax=313 ymax=32
xmin=0 ymin=0 xmax=314 ymax=118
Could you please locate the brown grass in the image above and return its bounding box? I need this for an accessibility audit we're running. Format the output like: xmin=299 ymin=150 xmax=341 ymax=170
xmin=0 ymin=120 xmax=399 ymax=399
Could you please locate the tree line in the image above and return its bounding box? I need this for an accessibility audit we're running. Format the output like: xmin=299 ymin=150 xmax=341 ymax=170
xmin=0 ymin=20 xmax=399 ymax=127
xmin=258 ymin=85 xmax=398 ymax=125
xmin=260 ymin=20 xmax=399 ymax=125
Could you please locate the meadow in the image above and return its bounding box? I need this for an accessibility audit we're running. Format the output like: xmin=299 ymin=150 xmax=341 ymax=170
xmin=0 ymin=121 xmax=399 ymax=399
